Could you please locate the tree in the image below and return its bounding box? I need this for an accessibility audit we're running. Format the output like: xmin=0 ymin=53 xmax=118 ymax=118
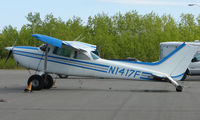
xmin=26 ymin=12 xmax=42 ymax=46
xmin=1 ymin=11 xmax=200 ymax=66
xmin=0 ymin=25 xmax=18 ymax=58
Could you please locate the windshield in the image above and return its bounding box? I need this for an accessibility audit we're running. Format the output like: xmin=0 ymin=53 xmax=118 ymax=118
xmin=90 ymin=52 xmax=99 ymax=60
xmin=92 ymin=50 xmax=99 ymax=56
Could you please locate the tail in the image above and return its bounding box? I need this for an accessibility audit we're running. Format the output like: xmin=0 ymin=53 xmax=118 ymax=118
xmin=151 ymin=43 xmax=199 ymax=80
xmin=127 ymin=42 xmax=198 ymax=91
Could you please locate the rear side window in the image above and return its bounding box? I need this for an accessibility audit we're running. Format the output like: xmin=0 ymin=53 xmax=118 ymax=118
xmin=53 ymin=47 xmax=72 ymax=57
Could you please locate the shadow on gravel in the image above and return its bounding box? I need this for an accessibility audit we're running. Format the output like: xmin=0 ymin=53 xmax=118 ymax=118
xmin=0 ymin=86 xmax=174 ymax=93
xmin=0 ymin=87 xmax=25 ymax=93
xmin=48 ymin=88 xmax=174 ymax=93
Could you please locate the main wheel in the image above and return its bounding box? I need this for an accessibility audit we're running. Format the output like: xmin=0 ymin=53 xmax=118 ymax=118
xmin=42 ymin=74 xmax=54 ymax=89
xmin=28 ymin=74 xmax=44 ymax=90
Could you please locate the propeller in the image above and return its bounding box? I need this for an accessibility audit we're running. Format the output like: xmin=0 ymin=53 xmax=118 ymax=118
xmin=5 ymin=47 xmax=13 ymax=63
xmin=5 ymin=39 xmax=18 ymax=63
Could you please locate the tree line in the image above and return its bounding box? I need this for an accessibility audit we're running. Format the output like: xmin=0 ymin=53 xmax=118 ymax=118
xmin=0 ymin=11 xmax=200 ymax=62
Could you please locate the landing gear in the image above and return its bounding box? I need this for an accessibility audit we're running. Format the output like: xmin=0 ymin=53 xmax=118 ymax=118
xmin=167 ymin=76 xmax=183 ymax=92
xmin=27 ymin=74 xmax=54 ymax=91
xmin=26 ymin=43 xmax=54 ymax=91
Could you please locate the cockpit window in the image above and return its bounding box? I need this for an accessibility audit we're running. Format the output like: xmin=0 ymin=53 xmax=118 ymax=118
xmin=53 ymin=47 xmax=72 ymax=57
xmin=90 ymin=52 xmax=99 ymax=60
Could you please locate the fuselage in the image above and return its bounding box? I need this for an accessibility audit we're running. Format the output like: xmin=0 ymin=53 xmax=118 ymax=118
xmin=11 ymin=45 xmax=155 ymax=81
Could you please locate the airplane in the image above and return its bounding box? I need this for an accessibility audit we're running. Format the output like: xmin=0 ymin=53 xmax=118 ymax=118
xmin=5 ymin=34 xmax=200 ymax=92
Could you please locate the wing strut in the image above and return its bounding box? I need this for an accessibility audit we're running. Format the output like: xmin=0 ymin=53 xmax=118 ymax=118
xmin=43 ymin=44 xmax=49 ymax=81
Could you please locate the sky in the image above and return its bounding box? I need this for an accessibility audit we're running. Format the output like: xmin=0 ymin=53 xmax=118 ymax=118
xmin=1 ymin=0 xmax=200 ymax=30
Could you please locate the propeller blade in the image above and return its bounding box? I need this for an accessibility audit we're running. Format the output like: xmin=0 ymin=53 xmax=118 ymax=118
xmin=5 ymin=50 xmax=13 ymax=63
xmin=5 ymin=38 xmax=18 ymax=64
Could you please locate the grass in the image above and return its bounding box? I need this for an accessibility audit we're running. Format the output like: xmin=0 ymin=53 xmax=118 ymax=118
xmin=0 ymin=58 xmax=24 ymax=69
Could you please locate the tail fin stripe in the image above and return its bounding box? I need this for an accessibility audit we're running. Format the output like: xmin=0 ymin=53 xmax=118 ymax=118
xmin=171 ymin=72 xmax=185 ymax=78
xmin=159 ymin=43 xmax=186 ymax=64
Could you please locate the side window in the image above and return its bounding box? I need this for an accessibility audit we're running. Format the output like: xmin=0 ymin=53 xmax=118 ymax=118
xmin=73 ymin=52 xmax=90 ymax=60
xmin=53 ymin=47 xmax=72 ymax=57
xmin=76 ymin=53 xmax=90 ymax=60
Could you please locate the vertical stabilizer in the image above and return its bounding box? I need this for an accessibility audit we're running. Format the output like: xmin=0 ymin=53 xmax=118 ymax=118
xmin=151 ymin=43 xmax=199 ymax=80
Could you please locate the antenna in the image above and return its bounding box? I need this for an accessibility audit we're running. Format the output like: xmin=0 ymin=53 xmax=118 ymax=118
xmin=73 ymin=35 xmax=81 ymax=41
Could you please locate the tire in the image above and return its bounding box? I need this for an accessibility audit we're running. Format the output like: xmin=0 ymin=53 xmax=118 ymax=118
xmin=28 ymin=74 xmax=44 ymax=90
xmin=42 ymin=74 xmax=54 ymax=89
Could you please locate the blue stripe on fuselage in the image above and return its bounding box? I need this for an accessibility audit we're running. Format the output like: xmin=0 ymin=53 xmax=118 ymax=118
xmin=13 ymin=50 xmax=108 ymax=73
xmin=13 ymin=49 xmax=109 ymax=68
xmin=171 ymin=73 xmax=185 ymax=80
xmin=15 ymin=46 xmax=39 ymax=50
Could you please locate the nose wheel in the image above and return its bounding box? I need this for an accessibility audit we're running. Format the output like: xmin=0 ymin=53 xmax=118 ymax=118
xmin=27 ymin=74 xmax=54 ymax=91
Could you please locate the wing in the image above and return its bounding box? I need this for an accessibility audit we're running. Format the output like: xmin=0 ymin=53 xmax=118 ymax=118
xmin=32 ymin=34 xmax=62 ymax=48
xmin=63 ymin=41 xmax=96 ymax=52
xmin=32 ymin=34 xmax=97 ymax=52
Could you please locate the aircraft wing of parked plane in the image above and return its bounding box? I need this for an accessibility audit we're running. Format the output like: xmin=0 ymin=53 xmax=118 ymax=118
xmin=32 ymin=34 xmax=97 ymax=52
xmin=5 ymin=34 xmax=200 ymax=92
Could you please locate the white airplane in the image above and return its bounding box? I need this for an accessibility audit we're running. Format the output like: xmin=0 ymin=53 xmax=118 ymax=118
xmin=5 ymin=34 xmax=200 ymax=92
